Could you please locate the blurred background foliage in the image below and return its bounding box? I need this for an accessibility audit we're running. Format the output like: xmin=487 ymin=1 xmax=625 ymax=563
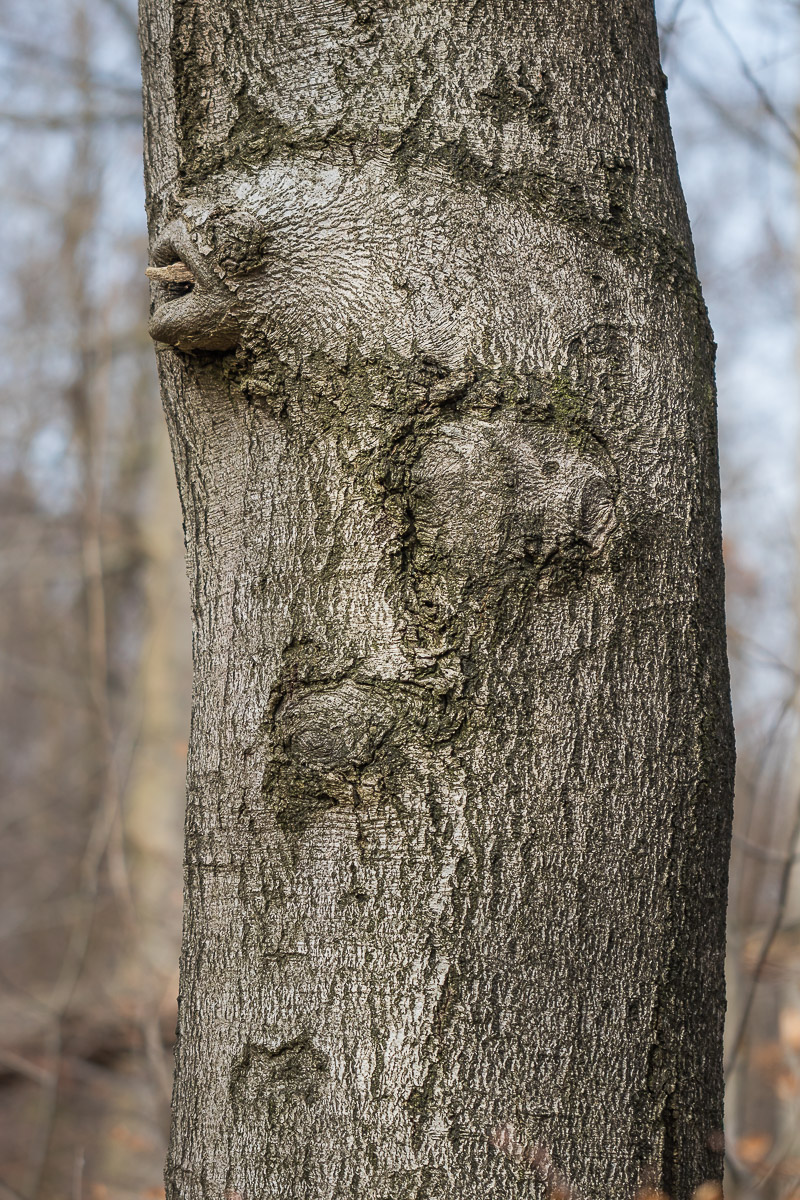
xmin=0 ymin=0 xmax=798 ymax=1196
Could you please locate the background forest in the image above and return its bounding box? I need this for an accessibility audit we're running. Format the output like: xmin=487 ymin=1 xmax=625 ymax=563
xmin=0 ymin=0 xmax=797 ymax=1197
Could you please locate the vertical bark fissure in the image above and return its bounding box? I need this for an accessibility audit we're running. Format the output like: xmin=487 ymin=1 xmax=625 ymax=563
xmin=139 ymin=2 xmax=734 ymax=1197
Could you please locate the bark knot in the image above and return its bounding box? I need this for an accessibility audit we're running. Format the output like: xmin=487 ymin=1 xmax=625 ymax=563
xmin=230 ymin=1035 xmax=330 ymax=1117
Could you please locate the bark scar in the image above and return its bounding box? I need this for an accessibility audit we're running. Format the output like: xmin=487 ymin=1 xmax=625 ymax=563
xmin=230 ymin=1035 xmax=331 ymax=1118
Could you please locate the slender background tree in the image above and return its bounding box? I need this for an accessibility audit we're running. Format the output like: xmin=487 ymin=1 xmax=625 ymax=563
xmin=0 ymin=2 xmax=189 ymax=1195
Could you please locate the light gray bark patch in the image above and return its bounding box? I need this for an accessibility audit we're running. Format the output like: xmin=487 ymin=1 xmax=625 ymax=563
xmin=151 ymin=158 xmax=671 ymax=374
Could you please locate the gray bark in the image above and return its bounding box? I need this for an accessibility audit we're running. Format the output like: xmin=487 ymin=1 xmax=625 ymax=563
xmin=138 ymin=2 xmax=734 ymax=1197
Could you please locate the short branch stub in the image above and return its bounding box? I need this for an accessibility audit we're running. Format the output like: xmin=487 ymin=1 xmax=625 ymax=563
xmin=146 ymin=262 xmax=195 ymax=285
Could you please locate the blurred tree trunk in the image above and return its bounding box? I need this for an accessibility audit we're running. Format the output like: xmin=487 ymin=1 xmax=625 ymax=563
xmin=119 ymin=414 xmax=190 ymax=1095
xmin=123 ymin=417 xmax=189 ymax=1002
xmin=140 ymin=2 xmax=734 ymax=1197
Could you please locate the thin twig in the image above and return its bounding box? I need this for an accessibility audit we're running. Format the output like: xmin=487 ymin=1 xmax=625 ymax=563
xmin=0 ymin=1049 xmax=55 ymax=1089
xmin=732 ymin=831 xmax=800 ymax=864
xmin=0 ymin=1178 xmax=28 ymax=1200
xmin=97 ymin=0 xmax=139 ymax=40
xmin=701 ymin=0 xmax=800 ymax=153
xmin=0 ymin=110 xmax=141 ymax=127
xmin=71 ymin=1146 xmax=84 ymax=1200
xmin=659 ymin=0 xmax=689 ymax=60
xmin=672 ymin=64 xmax=792 ymax=167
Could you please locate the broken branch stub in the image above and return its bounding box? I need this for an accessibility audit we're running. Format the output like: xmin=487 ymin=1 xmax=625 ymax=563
xmin=146 ymin=261 xmax=195 ymax=285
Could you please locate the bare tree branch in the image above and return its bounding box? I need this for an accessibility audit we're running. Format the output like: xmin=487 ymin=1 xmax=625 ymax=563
xmin=0 ymin=1177 xmax=28 ymax=1200
xmin=0 ymin=1048 xmax=56 ymax=1088
xmin=0 ymin=110 xmax=141 ymax=127
xmin=659 ymin=0 xmax=689 ymax=59
xmin=701 ymin=0 xmax=800 ymax=152
xmin=674 ymin=62 xmax=793 ymax=165
xmin=97 ymin=0 xmax=139 ymax=41
xmin=732 ymin=831 xmax=800 ymax=864
xmin=0 ymin=34 xmax=141 ymax=97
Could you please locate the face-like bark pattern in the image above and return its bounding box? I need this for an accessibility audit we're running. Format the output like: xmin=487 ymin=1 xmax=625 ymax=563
xmin=139 ymin=2 xmax=734 ymax=1198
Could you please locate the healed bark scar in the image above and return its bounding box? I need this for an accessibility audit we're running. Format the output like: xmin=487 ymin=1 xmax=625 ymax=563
xmin=230 ymin=1036 xmax=331 ymax=1119
xmin=409 ymin=417 xmax=618 ymax=598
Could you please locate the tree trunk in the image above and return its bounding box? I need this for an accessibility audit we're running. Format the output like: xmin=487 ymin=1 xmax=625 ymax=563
xmin=139 ymin=2 xmax=734 ymax=1197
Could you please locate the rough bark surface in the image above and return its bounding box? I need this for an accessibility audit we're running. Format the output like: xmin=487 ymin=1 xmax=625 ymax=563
xmin=138 ymin=2 xmax=734 ymax=1197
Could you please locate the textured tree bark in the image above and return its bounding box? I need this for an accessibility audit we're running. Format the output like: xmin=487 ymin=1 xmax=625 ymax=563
xmin=139 ymin=2 xmax=734 ymax=1197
